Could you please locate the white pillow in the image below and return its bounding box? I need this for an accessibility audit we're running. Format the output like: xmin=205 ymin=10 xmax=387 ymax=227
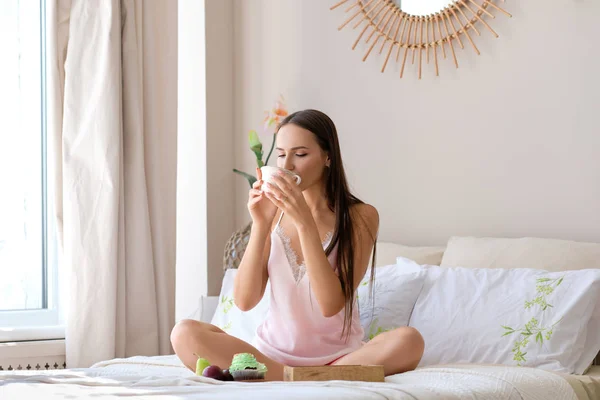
xmin=210 ymin=269 xmax=270 ymax=344
xmin=409 ymin=265 xmax=600 ymax=374
xmin=357 ymin=258 xmax=426 ymax=341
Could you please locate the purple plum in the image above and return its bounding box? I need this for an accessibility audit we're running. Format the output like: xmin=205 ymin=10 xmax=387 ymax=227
xmin=202 ymin=365 xmax=225 ymax=381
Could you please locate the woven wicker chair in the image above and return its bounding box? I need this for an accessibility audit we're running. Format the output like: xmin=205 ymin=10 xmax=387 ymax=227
xmin=222 ymin=221 xmax=252 ymax=271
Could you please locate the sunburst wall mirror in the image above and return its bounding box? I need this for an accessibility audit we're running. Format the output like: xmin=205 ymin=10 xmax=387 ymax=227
xmin=331 ymin=0 xmax=512 ymax=79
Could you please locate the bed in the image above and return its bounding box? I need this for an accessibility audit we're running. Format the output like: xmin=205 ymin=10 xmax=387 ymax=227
xmin=1 ymin=355 xmax=598 ymax=399
xmin=1 ymin=236 xmax=599 ymax=399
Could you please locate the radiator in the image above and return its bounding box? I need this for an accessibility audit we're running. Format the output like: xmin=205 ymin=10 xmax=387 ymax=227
xmin=0 ymin=358 xmax=66 ymax=371
xmin=0 ymin=339 xmax=66 ymax=371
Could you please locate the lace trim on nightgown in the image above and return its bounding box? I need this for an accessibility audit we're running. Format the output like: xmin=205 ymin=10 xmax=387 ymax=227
xmin=274 ymin=225 xmax=333 ymax=284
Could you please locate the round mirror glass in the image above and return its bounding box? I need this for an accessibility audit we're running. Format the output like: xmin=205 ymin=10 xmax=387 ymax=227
xmin=393 ymin=0 xmax=453 ymax=16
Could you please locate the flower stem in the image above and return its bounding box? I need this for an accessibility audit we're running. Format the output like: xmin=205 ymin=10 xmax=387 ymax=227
xmin=264 ymin=133 xmax=277 ymax=166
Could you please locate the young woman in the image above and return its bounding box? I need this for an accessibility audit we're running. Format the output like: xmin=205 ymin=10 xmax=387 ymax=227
xmin=171 ymin=109 xmax=424 ymax=381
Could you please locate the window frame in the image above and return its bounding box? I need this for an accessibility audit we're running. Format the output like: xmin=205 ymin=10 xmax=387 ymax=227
xmin=0 ymin=0 xmax=63 ymax=343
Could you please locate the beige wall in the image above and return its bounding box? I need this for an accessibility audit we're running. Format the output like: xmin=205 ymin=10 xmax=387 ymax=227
xmin=206 ymin=0 xmax=235 ymax=296
xmin=232 ymin=0 xmax=600 ymax=249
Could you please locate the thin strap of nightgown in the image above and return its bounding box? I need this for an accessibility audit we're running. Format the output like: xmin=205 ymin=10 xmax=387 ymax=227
xmin=275 ymin=210 xmax=285 ymax=228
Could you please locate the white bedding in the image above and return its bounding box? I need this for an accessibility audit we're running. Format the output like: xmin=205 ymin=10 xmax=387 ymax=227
xmin=0 ymin=355 xmax=578 ymax=399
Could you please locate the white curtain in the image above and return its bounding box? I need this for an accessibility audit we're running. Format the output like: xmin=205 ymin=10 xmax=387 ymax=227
xmin=47 ymin=0 xmax=177 ymax=368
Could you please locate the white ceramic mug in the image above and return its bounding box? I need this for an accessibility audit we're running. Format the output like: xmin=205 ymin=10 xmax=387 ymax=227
xmin=260 ymin=166 xmax=301 ymax=193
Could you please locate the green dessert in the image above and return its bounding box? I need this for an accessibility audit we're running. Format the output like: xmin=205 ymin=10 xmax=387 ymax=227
xmin=229 ymin=353 xmax=268 ymax=380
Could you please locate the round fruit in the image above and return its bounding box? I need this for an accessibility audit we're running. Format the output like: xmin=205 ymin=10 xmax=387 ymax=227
xmin=202 ymin=365 xmax=225 ymax=381
xmin=194 ymin=356 xmax=211 ymax=376
xmin=222 ymin=369 xmax=234 ymax=381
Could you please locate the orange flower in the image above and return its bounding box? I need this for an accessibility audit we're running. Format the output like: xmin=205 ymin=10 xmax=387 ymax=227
xmin=262 ymin=95 xmax=288 ymax=132
xmin=273 ymin=95 xmax=288 ymax=116
xmin=273 ymin=100 xmax=288 ymax=117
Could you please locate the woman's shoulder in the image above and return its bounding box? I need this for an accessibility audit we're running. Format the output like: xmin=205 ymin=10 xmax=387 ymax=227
xmin=350 ymin=203 xmax=379 ymax=219
xmin=350 ymin=203 xmax=379 ymax=232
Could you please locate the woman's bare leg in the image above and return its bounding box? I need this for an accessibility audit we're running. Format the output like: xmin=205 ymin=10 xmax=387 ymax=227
xmin=170 ymin=319 xmax=286 ymax=381
xmin=331 ymin=327 xmax=424 ymax=376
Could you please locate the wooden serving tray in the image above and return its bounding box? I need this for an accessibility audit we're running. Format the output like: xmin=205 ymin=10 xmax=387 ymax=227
xmin=283 ymin=365 xmax=385 ymax=382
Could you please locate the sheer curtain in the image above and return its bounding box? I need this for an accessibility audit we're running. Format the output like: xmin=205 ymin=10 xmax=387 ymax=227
xmin=46 ymin=0 xmax=177 ymax=368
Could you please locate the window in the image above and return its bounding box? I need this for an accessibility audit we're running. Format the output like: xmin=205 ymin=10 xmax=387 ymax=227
xmin=395 ymin=0 xmax=453 ymax=16
xmin=0 ymin=0 xmax=60 ymax=339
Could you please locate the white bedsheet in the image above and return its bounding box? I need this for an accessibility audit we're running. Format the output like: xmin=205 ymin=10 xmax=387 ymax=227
xmin=0 ymin=355 xmax=578 ymax=400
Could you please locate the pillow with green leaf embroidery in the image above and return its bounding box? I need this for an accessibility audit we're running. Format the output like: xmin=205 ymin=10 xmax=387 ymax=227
xmin=408 ymin=265 xmax=600 ymax=374
xmin=357 ymin=258 xmax=426 ymax=342
xmin=210 ymin=269 xmax=270 ymax=344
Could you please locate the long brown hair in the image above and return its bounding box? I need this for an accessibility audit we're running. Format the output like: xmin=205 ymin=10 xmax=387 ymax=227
xmin=277 ymin=109 xmax=377 ymax=340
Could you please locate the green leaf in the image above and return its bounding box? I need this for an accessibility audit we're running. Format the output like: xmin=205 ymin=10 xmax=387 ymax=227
xmin=501 ymin=325 xmax=513 ymax=330
xmin=502 ymin=331 xmax=515 ymax=337
xmin=536 ymin=332 xmax=543 ymax=344
xmin=536 ymin=278 xmax=551 ymax=283
xmin=233 ymin=169 xmax=257 ymax=188
xmin=556 ymin=277 xmax=564 ymax=286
